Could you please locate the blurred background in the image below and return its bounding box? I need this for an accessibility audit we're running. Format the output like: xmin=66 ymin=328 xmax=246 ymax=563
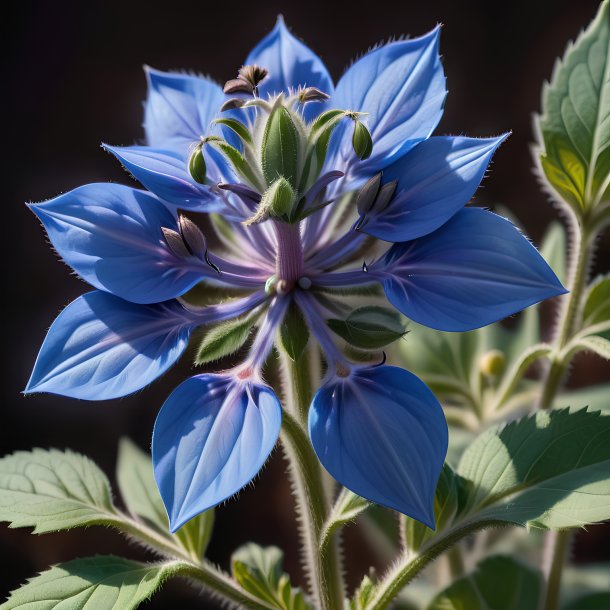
xmin=2 ymin=0 xmax=609 ymax=606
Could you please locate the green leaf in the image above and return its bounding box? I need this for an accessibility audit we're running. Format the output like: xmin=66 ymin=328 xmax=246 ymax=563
xmin=322 ymin=489 xmax=370 ymax=547
xmin=403 ymin=464 xmax=463 ymax=552
xmin=583 ymin=274 xmax=610 ymax=327
xmin=0 ymin=556 xmax=181 ymax=610
xmin=195 ymin=312 xmax=259 ymax=365
xmin=231 ymin=544 xmax=311 ymax=610
xmin=0 ymin=448 xmax=119 ymax=533
xmin=280 ymin=301 xmax=309 ymax=361
xmin=327 ymin=306 xmax=406 ymax=350
xmin=563 ymin=593 xmax=610 ymax=610
xmin=540 ymin=221 xmax=568 ymax=285
xmin=350 ymin=575 xmax=376 ymax=610
xmin=537 ymin=0 xmax=610 ymax=211
xmin=214 ymin=117 xmax=254 ymax=146
xmin=116 ymin=438 xmax=214 ymax=558
xmin=261 ymin=106 xmax=299 ymax=188
xmin=458 ymin=408 xmax=610 ymax=529
xmin=427 ymin=555 xmax=541 ymax=610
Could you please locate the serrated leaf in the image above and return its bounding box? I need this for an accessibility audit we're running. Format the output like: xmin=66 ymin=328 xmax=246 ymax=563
xmin=0 ymin=448 xmax=119 ymax=533
xmin=583 ymin=274 xmax=610 ymax=327
xmin=328 ymin=306 xmax=405 ymax=350
xmin=0 ymin=556 xmax=181 ymax=610
xmin=458 ymin=408 xmax=610 ymax=529
xmin=195 ymin=312 xmax=259 ymax=365
xmin=231 ymin=544 xmax=311 ymax=610
xmin=116 ymin=438 xmax=214 ymax=558
xmin=537 ymin=0 xmax=610 ymax=211
xmin=427 ymin=555 xmax=541 ymax=610
xmin=280 ymin=301 xmax=309 ymax=361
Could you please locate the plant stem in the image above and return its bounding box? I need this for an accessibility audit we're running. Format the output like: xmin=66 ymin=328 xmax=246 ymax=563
xmin=538 ymin=218 xmax=593 ymax=610
xmin=279 ymin=351 xmax=345 ymax=610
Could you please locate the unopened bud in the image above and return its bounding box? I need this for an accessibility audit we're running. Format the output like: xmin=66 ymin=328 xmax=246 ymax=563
xmin=352 ymin=120 xmax=373 ymax=160
xmin=179 ymin=215 xmax=207 ymax=259
xmin=479 ymin=350 xmax=506 ymax=377
xmin=264 ymin=177 xmax=296 ymax=217
xmin=298 ymin=86 xmax=330 ymax=104
xmin=188 ymin=145 xmax=206 ymax=184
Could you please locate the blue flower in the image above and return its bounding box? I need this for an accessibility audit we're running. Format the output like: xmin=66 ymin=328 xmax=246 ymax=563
xmin=26 ymin=17 xmax=565 ymax=532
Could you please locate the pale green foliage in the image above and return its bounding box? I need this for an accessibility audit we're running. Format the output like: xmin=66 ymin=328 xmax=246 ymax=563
xmin=0 ymin=556 xmax=181 ymax=610
xmin=116 ymin=438 xmax=214 ymax=559
xmin=537 ymin=0 xmax=610 ymax=212
xmin=0 ymin=448 xmax=119 ymax=533
xmin=458 ymin=408 xmax=610 ymax=529
xmin=231 ymin=544 xmax=312 ymax=610
xmin=427 ymin=556 xmax=541 ymax=610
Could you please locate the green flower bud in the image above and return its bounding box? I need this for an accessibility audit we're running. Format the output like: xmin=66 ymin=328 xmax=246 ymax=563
xmin=352 ymin=120 xmax=373 ymax=160
xmin=479 ymin=349 xmax=506 ymax=377
xmin=244 ymin=177 xmax=296 ymax=225
xmin=188 ymin=145 xmax=206 ymax=184
xmin=261 ymin=106 xmax=299 ymax=188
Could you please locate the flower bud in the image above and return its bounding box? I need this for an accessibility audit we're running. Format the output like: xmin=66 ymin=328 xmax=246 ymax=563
xmin=261 ymin=106 xmax=299 ymax=188
xmin=352 ymin=120 xmax=373 ymax=160
xmin=479 ymin=349 xmax=506 ymax=377
xmin=188 ymin=145 xmax=206 ymax=184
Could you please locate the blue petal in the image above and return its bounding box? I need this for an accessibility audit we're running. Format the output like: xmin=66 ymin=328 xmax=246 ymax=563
xmin=25 ymin=291 xmax=193 ymax=400
xmin=327 ymin=27 xmax=445 ymax=174
xmin=104 ymin=145 xmax=224 ymax=212
xmin=29 ymin=183 xmax=208 ymax=304
xmin=245 ymin=17 xmax=334 ymax=122
xmin=382 ymin=208 xmax=567 ymax=331
xmin=153 ymin=375 xmax=282 ymax=531
xmin=362 ymin=135 xmax=509 ymax=242
xmin=309 ymin=365 xmax=447 ymax=528
xmin=144 ymin=67 xmax=225 ymax=152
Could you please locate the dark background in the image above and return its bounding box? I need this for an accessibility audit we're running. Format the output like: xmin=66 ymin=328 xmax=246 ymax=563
xmin=2 ymin=0 xmax=609 ymax=607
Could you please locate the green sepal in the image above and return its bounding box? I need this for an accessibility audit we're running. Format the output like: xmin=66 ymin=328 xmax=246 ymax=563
xmin=327 ymin=306 xmax=406 ymax=349
xmin=209 ymin=140 xmax=263 ymax=190
xmin=195 ymin=310 xmax=261 ymax=365
xmin=352 ymin=120 xmax=373 ymax=160
xmin=214 ymin=117 xmax=254 ymax=146
xmin=261 ymin=106 xmax=299 ymax=188
xmin=280 ymin=300 xmax=309 ymax=361
xmin=247 ymin=177 xmax=296 ymax=225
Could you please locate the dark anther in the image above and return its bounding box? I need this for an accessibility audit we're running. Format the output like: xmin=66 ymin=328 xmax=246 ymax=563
xmin=204 ymin=250 xmax=221 ymax=274
xmin=162 ymin=215 xmax=207 ymax=263
xmin=362 ymin=261 xmax=369 ymax=273
xmin=223 ymin=65 xmax=268 ymax=95
xmin=221 ymin=98 xmax=247 ymax=112
xmin=298 ymin=86 xmax=330 ymax=104
xmin=355 ymin=173 xmax=382 ymax=216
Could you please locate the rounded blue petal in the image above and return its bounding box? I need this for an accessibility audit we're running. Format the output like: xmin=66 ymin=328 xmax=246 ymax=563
xmin=327 ymin=27 xmax=446 ymax=174
xmin=153 ymin=374 xmax=282 ymax=531
xmin=104 ymin=145 xmax=224 ymax=213
xmin=309 ymin=365 xmax=448 ymax=528
xmin=382 ymin=208 xmax=567 ymax=331
xmin=245 ymin=17 xmax=334 ymax=121
xmin=144 ymin=67 xmax=225 ymax=152
xmin=29 ymin=183 xmax=207 ymax=304
xmin=362 ymin=135 xmax=509 ymax=242
xmin=25 ymin=291 xmax=193 ymax=400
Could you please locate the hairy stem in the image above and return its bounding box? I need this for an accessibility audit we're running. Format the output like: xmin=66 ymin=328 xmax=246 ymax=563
xmin=279 ymin=351 xmax=345 ymax=610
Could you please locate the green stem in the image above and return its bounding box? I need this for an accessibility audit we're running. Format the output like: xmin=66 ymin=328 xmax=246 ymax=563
xmin=538 ymin=218 xmax=593 ymax=610
xmin=114 ymin=515 xmax=276 ymax=610
xmin=279 ymin=352 xmax=345 ymax=610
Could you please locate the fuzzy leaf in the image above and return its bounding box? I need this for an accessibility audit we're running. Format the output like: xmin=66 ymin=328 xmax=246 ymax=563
xmin=568 ymin=335 xmax=610 ymax=360
xmin=427 ymin=555 xmax=541 ymax=610
xmin=195 ymin=313 xmax=259 ymax=365
xmin=583 ymin=274 xmax=610 ymax=328
xmin=0 ymin=449 xmax=119 ymax=533
xmin=0 ymin=556 xmax=180 ymax=609
xmin=458 ymin=408 xmax=610 ymax=529
xmin=537 ymin=1 xmax=610 ymax=211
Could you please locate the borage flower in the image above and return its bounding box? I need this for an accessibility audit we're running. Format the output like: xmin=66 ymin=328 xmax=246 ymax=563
xmin=26 ymin=18 xmax=565 ymax=531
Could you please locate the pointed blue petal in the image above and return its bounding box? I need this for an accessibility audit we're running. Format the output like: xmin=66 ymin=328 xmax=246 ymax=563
xmin=362 ymin=135 xmax=509 ymax=242
xmin=104 ymin=145 xmax=224 ymax=213
xmin=25 ymin=291 xmax=193 ymax=400
xmin=327 ymin=27 xmax=446 ymax=174
xmin=309 ymin=365 xmax=447 ymax=528
xmin=29 ymin=183 xmax=208 ymax=304
xmin=382 ymin=208 xmax=567 ymax=331
xmin=153 ymin=375 xmax=282 ymax=531
xmin=245 ymin=17 xmax=334 ymax=121
xmin=144 ymin=67 xmax=225 ymax=152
